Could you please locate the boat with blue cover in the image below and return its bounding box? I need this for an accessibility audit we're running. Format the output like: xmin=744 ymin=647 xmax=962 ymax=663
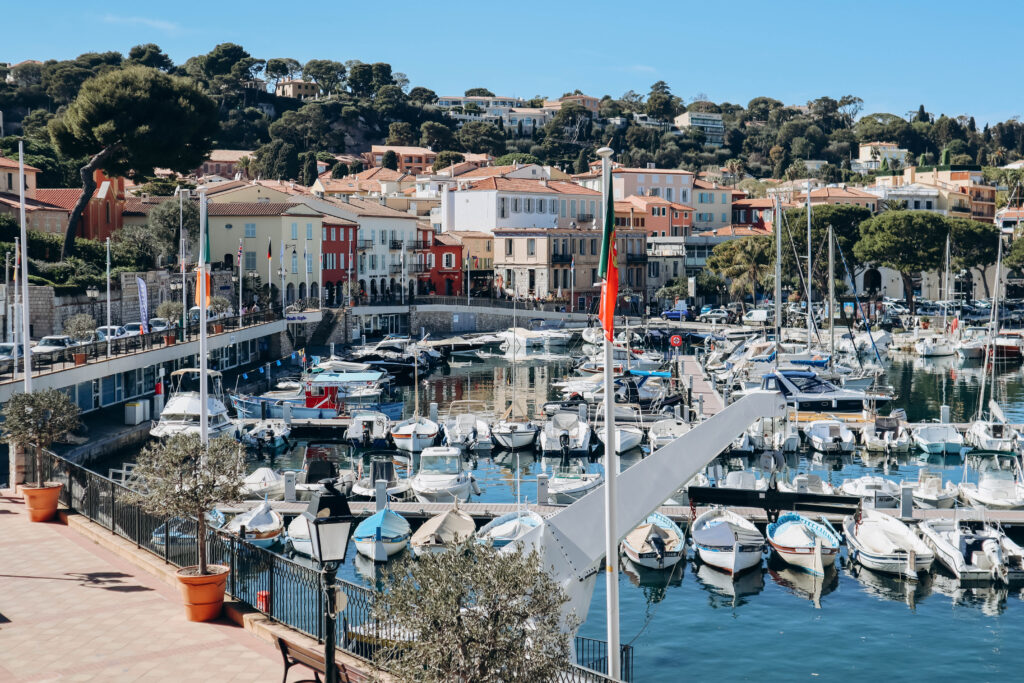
xmin=766 ymin=512 xmax=841 ymax=576
xmin=353 ymin=507 xmax=411 ymax=561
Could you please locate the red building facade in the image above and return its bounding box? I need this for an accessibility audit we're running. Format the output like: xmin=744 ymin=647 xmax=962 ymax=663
xmin=428 ymin=233 xmax=463 ymax=296
xmin=321 ymin=219 xmax=358 ymax=305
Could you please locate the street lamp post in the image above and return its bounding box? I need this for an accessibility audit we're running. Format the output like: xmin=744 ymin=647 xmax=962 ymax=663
xmin=86 ymin=286 xmax=99 ymax=325
xmin=105 ymin=237 xmax=111 ymax=357
xmin=302 ymin=479 xmax=355 ymax=683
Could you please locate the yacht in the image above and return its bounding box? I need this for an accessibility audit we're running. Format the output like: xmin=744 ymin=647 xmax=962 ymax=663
xmin=151 ymin=369 xmax=235 ymax=439
xmin=759 ymin=369 xmax=889 ymax=416
xmin=409 ymin=446 xmax=478 ymax=503
xmin=539 ymin=412 xmax=592 ymax=457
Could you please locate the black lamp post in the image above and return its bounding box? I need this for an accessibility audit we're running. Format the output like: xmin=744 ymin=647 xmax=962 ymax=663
xmin=302 ymin=479 xmax=355 ymax=683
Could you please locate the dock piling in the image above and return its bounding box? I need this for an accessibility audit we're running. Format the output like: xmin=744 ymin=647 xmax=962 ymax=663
xmin=537 ymin=473 xmax=549 ymax=505
xmin=375 ymin=480 xmax=387 ymax=512
xmin=283 ymin=471 xmax=296 ymax=502
xmin=940 ymin=405 xmax=951 ymax=423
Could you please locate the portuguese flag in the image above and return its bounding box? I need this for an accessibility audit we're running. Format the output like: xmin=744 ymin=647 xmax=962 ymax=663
xmin=597 ymin=174 xmax=618 ymax=341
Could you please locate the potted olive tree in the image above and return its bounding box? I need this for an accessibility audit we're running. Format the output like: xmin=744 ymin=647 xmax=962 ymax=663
xmin=208 ymin=296 xmax=231 ymax=333
xmin=156 ymin=301 xmax=184 ymax=344
xmin=63 ymin=313 xmax=97 ymax=365
xmin=128 ymin=433 xmax=245 ymax=621
xmin=2 ymin=389 xmax=81 ymax=522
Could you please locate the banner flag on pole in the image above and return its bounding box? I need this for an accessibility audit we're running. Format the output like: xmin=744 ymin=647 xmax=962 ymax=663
xmin=597 ymin=172 xmax=618 ymax=341
xmin=136 ymin=277 xmax=149 ymax=334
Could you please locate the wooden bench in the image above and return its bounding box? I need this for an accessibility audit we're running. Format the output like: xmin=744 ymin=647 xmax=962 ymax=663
xmin=277 ymin=636 xmax=358 ymax=683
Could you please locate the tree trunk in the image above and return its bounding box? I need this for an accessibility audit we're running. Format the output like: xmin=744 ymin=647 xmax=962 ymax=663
xmin=900 ymin=272 xmax=916 ymax=314
xmin=197 ymin=511 xmax=207 ymax=575
xmin=975 ymin=267 xmax=991 ymax=298
xmin=61 ymin=146 xmax=118 ymax=259
xmin=35 ymin=444 xmax=43 ymax=488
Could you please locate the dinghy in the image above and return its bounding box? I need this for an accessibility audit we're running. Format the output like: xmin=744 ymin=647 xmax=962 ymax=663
xmin=912 ymin=470 xmax=958 ymax=509
xmin=240 ymin=467 xmax=285 ymax=500
xmin=391 ymin=415 xmax=439 ymax=453
xmin=477 ymin=510 xmax=544 ymax=548
xmin=620 ymin=512 xmax=685 ymax=570
xmin=353 ymin=507 xmax=411 ymax=561
xmin=647 ymin=418 xmax=691 ymax=451
xmin=546 ymin=460 xmax=603 ymax=504
xmin=690 ymin=508 xmax=764 ymax=575
xmin=595 ymin=424 xmax=645 ymax=453
xmin=409 ymin=446 xmax=478 ymax=503
xmin=285 ymin=514 xmax=312 ymax=557
xmin=912 ymin=423 xmax=964 ymax=454
xmin=958 ymin=470 xmax=1024 ymax=510
xmin=805 ymin=420 xmax=856 ymax=453
xmin=238 ymin=419 xmax=291 ymax=450
xmin=225 ymin=500 xmax=284 ymax=548
xmin=766 ymin=513 xmax=841 ymax=576
xmin=839 ymin=476 xmax=901 ymax=508
xmin=919 ymin=519 xmax=1024 ymax=583
xmin=410 ymin=508 xmax=476 ymax=557
xmin=843 ymin=509 xmax=934 ymax=580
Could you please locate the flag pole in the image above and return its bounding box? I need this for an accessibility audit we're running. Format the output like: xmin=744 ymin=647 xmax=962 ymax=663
xmin=199 ymin=189 xmax=209 ymax=446
xmin=17 ymin=142 xmax=31 ymax=391
xmin=238 ymin=238 xmax=244 ymax=317
xmin=180 ymin=191 xmax=187 ymax=340
xmin=596 ymin=145 xmax=619 ymax=678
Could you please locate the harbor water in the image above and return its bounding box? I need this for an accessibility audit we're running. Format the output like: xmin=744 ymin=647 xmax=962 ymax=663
xmin=94 ymin=348 xmax=1024 ymax=680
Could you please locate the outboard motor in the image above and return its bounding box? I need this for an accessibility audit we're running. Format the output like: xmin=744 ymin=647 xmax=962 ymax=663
xmin=361 ymin=421 xmax=371 ymax=448
xmin=559 ymin=431 xmax=571 ymax=460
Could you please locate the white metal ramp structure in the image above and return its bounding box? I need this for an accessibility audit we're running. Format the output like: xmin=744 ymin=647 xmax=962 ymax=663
xmin=515 ymin=391 xmax=787 ymax=669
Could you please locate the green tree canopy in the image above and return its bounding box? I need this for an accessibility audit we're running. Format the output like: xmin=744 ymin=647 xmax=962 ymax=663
xmin=433 ymin=151 xmax=465 ymax=171
xmin=2 ymin=388 xmax=80 ymax=487
xmin=854 ymin=211 xmax=948 ymax=312
xmin=386 ymin=121 xmax=415 ymax=146
xmin=464 ymin=87 xmax=495 ymax=97
xmin=706 ymin=235 xmax=774 ymax=310
xmin=419 ymin=121 xmax=456 ymax=150
xmin=457 ymin=121 xmax=506 ymax=156
xmin=126 ymin=44 xmax=174 ymax=71
xmin=148 ymin=197 xmax=200 ymax=258
xmin=49 ymin=66 xmax=218 ymax=258
xmin=949 ymin=218 xmax=999 ymax=297
xmin=495 ymin=152 xmax=541 ymax=166
xmin=382 ymin=149 xmax=398 ymax=170
xmin=301 ymin=59 xmax=345 ymax=94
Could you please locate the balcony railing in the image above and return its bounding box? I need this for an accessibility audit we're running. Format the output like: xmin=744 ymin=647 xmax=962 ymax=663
xmin=388 ymin=263 xmax=404 ymax=274
xmin=551 ymin=253 xmax=572 ymax=264
xmin=390 ymin=239 xmax=405 ymax=250
xmin=950 ymin=205 xmax=971 ymax=213
xmin=408 ymin=263 xmax=429 ymax=274
xmin=356 ymin=239 xmax=373 ymax=250
xmin=626 ymin=253 xmax=648 ymax=263
xmin=410 ymin=240 xmax=430 ymax=250
xmin=576 ymin=213 xmax=595 ymax=222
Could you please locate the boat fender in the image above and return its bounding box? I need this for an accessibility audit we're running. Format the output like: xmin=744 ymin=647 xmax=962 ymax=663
xmin=471 ymin=475 xmax=482 ymax=496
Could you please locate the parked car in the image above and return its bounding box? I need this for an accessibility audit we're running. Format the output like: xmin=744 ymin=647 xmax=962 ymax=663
xmin=742 ymin=309 xmax=773 ymax=326
xmin=700 ymin=304 xmax=714 ymax=316
xmin=0 ymin=342 xmax=25 ymax=370
xmin=95 ymin=326 xmax=128 ymax=341
xmin=122 ymin=322 xmax=145 ymax=336
xmin=149 ymin=318 xmax=172 ymax=331
xmin=32 ymin=335 xmax=76 ymax=354
xmin=699 ymin=309 xmax=731 ymax=324
xmin=661 ymin=302 xmax=694 ymax=321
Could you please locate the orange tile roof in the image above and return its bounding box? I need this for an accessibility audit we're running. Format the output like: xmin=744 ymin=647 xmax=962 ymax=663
xmin=33 ymin=188 xmax=84 ymax=212
xmin=732 ymin=198 xmax=776 ymax=208
xmin=796 ymin=186 xmax=878 ymax=200
xmin=453 ymin=164 xmax=521 ymax=179
xmin=0 ymin=156 xmax=41 ymax=173
xmin=711 ymin=225 xmax=773 ymax=237
xmin=370 ymin=145 xmax=437 ymax=156
xmin=464 ymin=177 xmax=599 ymax=195
xmin=206 ymin=202 xmax=300 ymax=217
xmin=205 ymin=149 xmax=255 ymax=163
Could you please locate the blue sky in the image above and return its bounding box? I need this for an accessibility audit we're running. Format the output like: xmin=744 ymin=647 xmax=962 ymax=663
xmin=5 ymin=0 xmax=1021 ymax=125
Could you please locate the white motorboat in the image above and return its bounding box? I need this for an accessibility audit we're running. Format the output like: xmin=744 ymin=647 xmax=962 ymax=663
xmin=346 ymin=410 xmax=391 ymax=448
xmin=759 ymin=369 xmax=889 ymax=415
xmin=965 ymin=420 xmax=1018 ymax=453
xmin=409 ymin=446 xmax=478 ymax=503
xmin=410 ymin=507 xmax=475 ymax=557
xmin=766 ymin=513 xmax=841 ymax=577
xmin=225 ymin=500 xmax=284 ymax=548
xmin=546 ymin=460 xmax=603 ymax=504
xmin=238 ymin=419 xmax=291 ymax=450
xmin=647 ymin=418 xmax=691 ymax=450
xmin=477 ymin=510 xmax=544 ymax=548
xmin=350 ymin=457 xmax=414 ymax=502
xmin=863 ymin=415 xmax=910 ymax=453
xmin=958 ymin=470 xmax=1024 ymax=510
xmin=285 ymin=514 xmax=312 ymax=557
xmin=839 ymin=476 xmax=901 ymax=508
xmin=690 ymin=507 xmax=764 ymax=576
xmin=912 ymin=423 xmax=964 ymax=454
xmin=915 ymin=335 xmax=956 ymax=357
xmin=151 ymin=369 xmax=236 ymax=439
xmin=912 ymin=470 xmax=958 ymax=509
xmin=776 ymin=473 xmax=835 ymax=495
xmin=919 ymin=519 xmax=1024 ymax=583
xmin=620 ymin=512 xmax=685 ymax=570
xmin=353 ymin=507 xmax=411 ymax=561
xmin=442 ymin=407 xmax=492 ymax=451
xmin=843 ymin=509 xmax=934 ymax=580
xmin=240 ymin=467 xmax=285 ymax=500
xmin=595 ymin=424 xmax=645 ymax=453
xmin=391 ymin=415 xmax=439 ymax=453
xmin=718 ymin=470 xmax=768 ymax=491
xmin=491 ymin=419 xmax=539 ymax=450
xmin=957 ymin=338 xmax=987 ymax=359
xmin=539 ymin=412 xmax=592 ymax=457
xmin=805 ymin=420 xmax=856 ymax=453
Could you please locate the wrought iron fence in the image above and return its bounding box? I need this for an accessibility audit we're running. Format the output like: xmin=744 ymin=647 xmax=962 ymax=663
xmin=26 ymin=450 xmax=629 ymax=681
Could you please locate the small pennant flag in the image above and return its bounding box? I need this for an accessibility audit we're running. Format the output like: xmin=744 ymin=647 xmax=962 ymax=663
xmin=242 ymin=373 xmax=249 ymax=380
xmin=258 ymin=367 xmax=265 ymax=374
xmin=291 ymin=352 xmax=297 ymax=359
xmin=276 ymin=360 xmax=282 ymax=367
xmin=267 ymin=237 xmax=272 ymax=261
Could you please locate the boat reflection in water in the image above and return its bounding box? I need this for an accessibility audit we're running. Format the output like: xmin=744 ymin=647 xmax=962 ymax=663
xmin=930 ymin=572 xmax=1009 ymax=616
xmin=620 ymin=556 xmax=685 ymax=609
xmin=767 ymin=554 xmax=838 ymax=609
xmin=845 ymin=559 xmax=933 ymax=611
xmin=692 ymin=562 xmax=764 ymax=609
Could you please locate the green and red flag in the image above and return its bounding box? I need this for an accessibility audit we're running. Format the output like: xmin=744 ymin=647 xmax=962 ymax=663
xmin=597 ymin=172 xmax=618 ymax=341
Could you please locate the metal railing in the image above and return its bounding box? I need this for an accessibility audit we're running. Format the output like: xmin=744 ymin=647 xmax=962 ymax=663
xmin=552 ymin=253 xmax=573 ymax=264
xmin=355 ymin=240 xmax=373 ymax=250
xmin=626 ymin=253 xmax=648 ymax=263
xmin=0 ymin=310 xmax=280 ymax=384
xmin=26 ymin=450 xmax=626 ymax=681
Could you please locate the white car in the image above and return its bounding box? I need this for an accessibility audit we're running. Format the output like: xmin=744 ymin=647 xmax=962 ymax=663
xmin=149 ymin=318 xmax=172 ymax=331
xmin=95 ymin=326 xmax=128 ymax=341
xmin=122 ymin=322 xmax=145 ymax=336
xmin=32 ymin=335 xmax=75 ymax=353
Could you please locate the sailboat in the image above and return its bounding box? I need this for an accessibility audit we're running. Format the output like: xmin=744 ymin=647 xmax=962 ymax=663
xmin=915 ymin=237 xmax=956 ymax=357
xmin=391 ymin=348 xmax=439 ymax=452
xmin=491 ymin=295 xmax=540 ymax=450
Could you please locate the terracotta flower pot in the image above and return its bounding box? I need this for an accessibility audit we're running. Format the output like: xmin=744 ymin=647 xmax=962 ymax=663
xmin=213 ymin=324 xmax=224 ymax=334
xmin=73 ymin=352 xmax=87 ymax=366
xmin=23 ymin=483 xmax=63 ymax=522
xmin=165 ymin=333 xmax=176 ymax=345
xmin=921 ymin=321 xmax=930 ymax=330
xmin=176 ymin=565 xmax=229 ymax=622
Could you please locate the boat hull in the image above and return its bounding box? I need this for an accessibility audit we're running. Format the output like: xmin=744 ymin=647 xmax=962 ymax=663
xmin=695 ymin=544 xmax=763 ymax=575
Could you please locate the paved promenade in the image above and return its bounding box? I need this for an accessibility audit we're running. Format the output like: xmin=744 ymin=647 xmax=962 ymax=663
xmin=0 ymin=492 xmax=280 ymax=682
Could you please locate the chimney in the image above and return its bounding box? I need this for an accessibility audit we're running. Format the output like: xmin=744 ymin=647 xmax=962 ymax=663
xmin=540 ymin=179 xmax=548 ymax=188
xmin=647 ymin=162 xmax=656 ymax=169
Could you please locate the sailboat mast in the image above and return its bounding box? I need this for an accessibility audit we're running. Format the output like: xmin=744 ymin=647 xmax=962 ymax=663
xmin=977 ymin=233 xmax=1002 ymax=421
xmin=828 ymin=225 xmax=835 ymax=361
xmin=942 ymin=235 xmax=950 ymax=332
xmin=774 ymin=192 xmax=782 ymax=367
xmin=806 ymin=180 xmax=813 ymax=347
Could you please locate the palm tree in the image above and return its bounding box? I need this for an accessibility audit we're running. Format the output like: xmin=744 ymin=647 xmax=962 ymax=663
xmin=725 ymin=158 xmax=745 ymax=187
xmin=708 ymin=236 xmax=773 ymax=312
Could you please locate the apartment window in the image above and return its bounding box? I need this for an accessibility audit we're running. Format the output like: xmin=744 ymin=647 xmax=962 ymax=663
xmin=538 ymin=199 xmax=546 ymax=214
xmin=926 ymin=200 xmax=933 ymax=210
xmin=553 ymin=240 xmax=559 ymax=256
xmin=291 ymin=252 xmax=298 ymax=273
xmin=525 ymin=198 xmax=533 ymax=212
xmin=331 ymin=227 xmax=336 ymax=241
xmin=429 ymin=253 xmax=435 ymax=268
xmin=370 ymin=229 xmax=376 ymax=244
xmin=381 ymin=230 xmax=387 ymax=245
xmin=560 ymin=200 xmax=567 ymax=217
xmin=665 ymin=188 xmax=673 ymax=202
xmin=505 ymin=240 xmax=513 ymax=256
xmin=591 ymin=268 xmax=597 ymax=285
xmin=245 ymin=251 xmax=256 ymax=270
xmin=721 ymin=213 xmax=727 ymax=223
xmin=370 ymin=254 xmax=377 ymax=269
xmin=244 ymin=223 xmax=256 ymax=238
xmin=512 ymin=197 xmax=520 ymax=212
xmin=527 ymin=239 xmax=536 ymax=256
xmin=579 ymin=239 xmax=585 ymax=254
xmin=591 ymin=239 xmax=597 ymax=255
xmin=914 ymin=200 xmax=921 ymax=209
xmin=570 ymin=200 xmax=577 ymax=218
xmin=500 ymin=197 xmax=508 ymax=218
xmin=443 ymin=252 xmax=454 ymax=269
xmin=721 ymin=193 xmax=727 ymax=203
xmin=636 ymin=174 xmax=645 ymax=184
xmin=486 ymin=240 xmax=491 ymax=252
xmin=589 ymin=200 xmax=596 ymax=217
xmin=291 ymin=223 xmax=298 ymax=239
xmin=553 ymin=269 xmax=559 ymax=288
xmin=562 ymin=238 xmax=569 ymax=255
xmin=550 ymin=199 xmax=558 ymax=213
xmin=322 ymin=227 xmax=327 ymax=240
